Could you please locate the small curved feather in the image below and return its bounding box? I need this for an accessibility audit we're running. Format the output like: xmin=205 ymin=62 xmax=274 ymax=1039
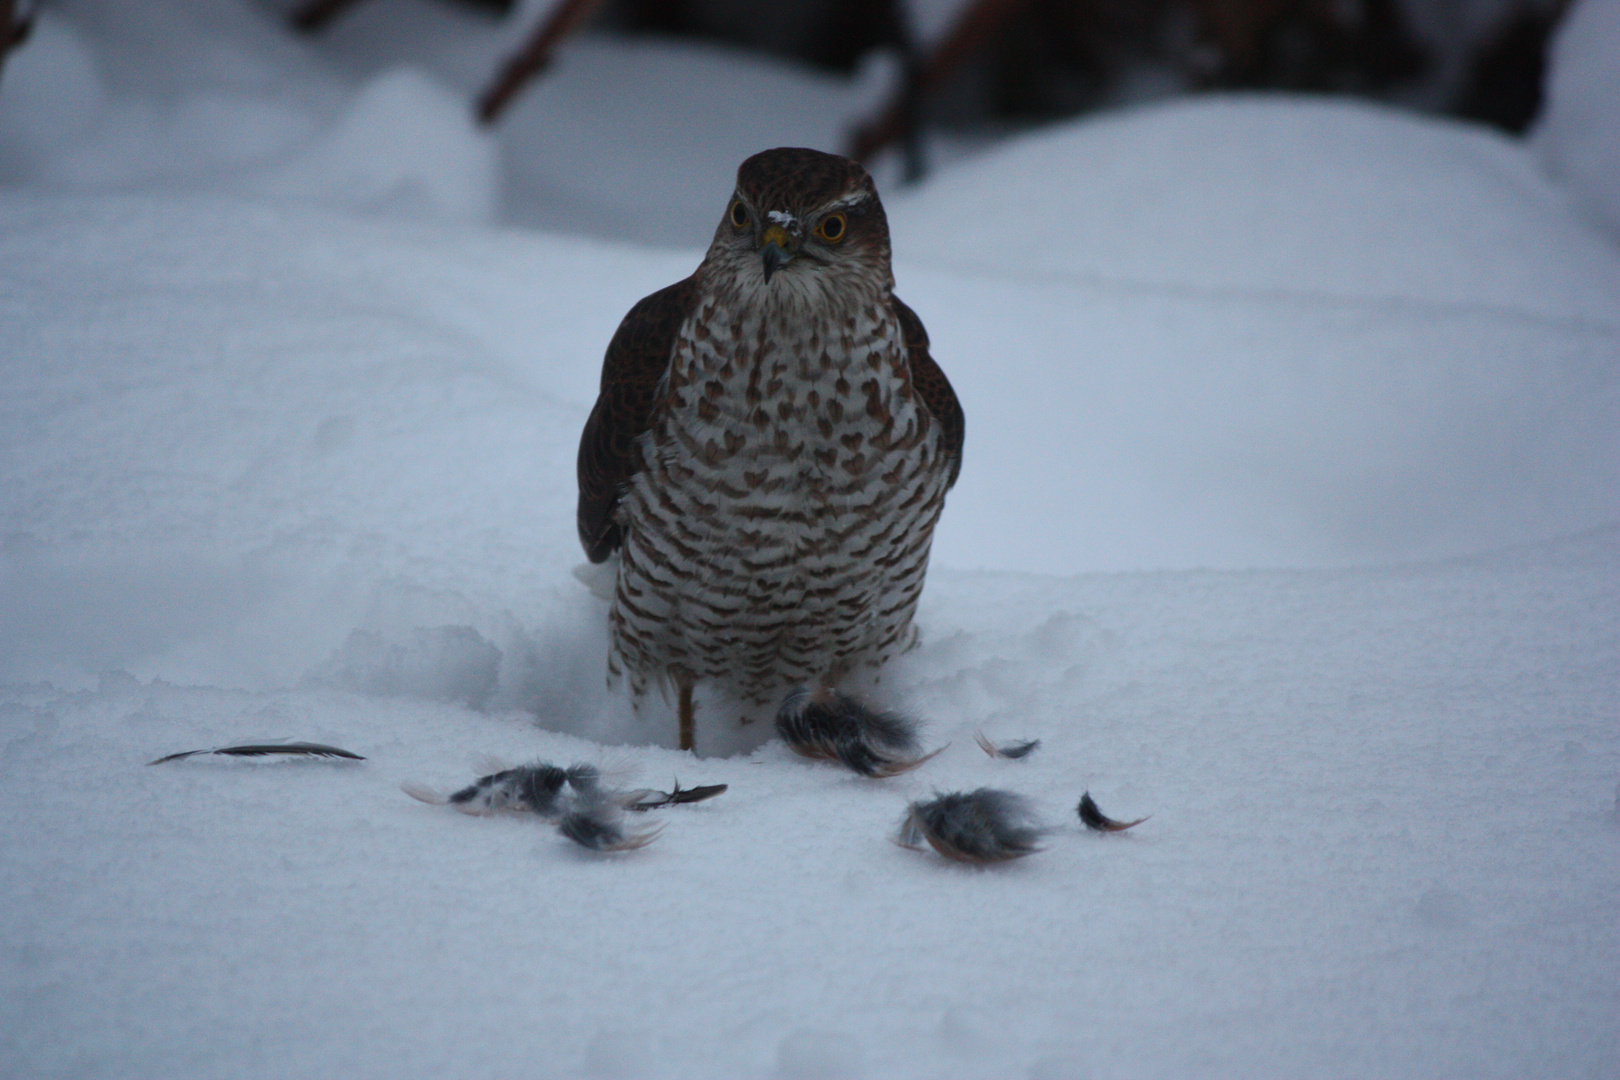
xmin=898 ymin=788 xmax=1045 ymax=863
xmin=974 ymin=731 xmax=1040 ymax=760
xmin=147 ymin=741 xmax=364 ymax=765
xmin=400 ymin=782 xmax=447 ymax=805
xmin=1077 ymin=791 xmax=1149 ymax=833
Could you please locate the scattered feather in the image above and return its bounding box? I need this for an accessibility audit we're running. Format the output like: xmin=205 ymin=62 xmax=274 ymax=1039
xmin=622 ymin=781 xmax=729 ymax=811
xmin=559 ymin=801 xmax=662 ymax=852
xmin=443 ymin=763 xmax=571 ymax=815
xmin=898 ymin=788 xmax=1045 ymax=863
xmin=974 ymin=731 xmax=1041 ymax=760
xmin=400 ymin=781 xmax=447 ymax=805
xmin=775 ymin=688 xmax=940 ymax=777
xmin=1077 ymin=791 xmax=1149 ymax=832
xmin=404 ymin=759 xmax=662 ymax=852
xmin=557 ymin=810 xmax=628 ymax=851
xmin=565 ymin=763 xmax=602 ymax=790
xmin=147 ymin=741 xmax=364 ymax=765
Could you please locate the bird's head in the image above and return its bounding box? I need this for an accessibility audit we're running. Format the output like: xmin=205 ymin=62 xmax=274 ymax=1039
xmin=707 ymin=148 xmax=892 ymax=294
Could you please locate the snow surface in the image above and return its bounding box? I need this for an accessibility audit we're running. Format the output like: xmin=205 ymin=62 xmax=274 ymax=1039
xmin=3 ymin=2 xmax=1618 ymax=1078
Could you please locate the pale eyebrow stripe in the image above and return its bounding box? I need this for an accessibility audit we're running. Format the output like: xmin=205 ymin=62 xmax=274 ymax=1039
xmin=825 ymin=190 xmax=874 ymax=211
xmin=732 ymin=188 xmax=871 ymax=215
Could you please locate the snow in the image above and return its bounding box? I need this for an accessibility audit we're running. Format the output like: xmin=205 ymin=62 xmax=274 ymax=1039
xmin=2 ymin=2 xmax=1618 ymax=1078
xmin=4 ymin=537 xmax=1617 ymax=1078
xmin=888 ymin=95 xmax=1620 ymax=572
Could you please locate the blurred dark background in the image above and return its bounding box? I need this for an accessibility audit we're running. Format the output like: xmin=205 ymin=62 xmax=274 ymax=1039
xmin=278 ymin=0 xmax=1572 ymax=172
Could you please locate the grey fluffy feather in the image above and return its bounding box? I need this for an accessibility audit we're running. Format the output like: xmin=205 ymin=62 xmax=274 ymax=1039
xmin=898 ymin=788 xmax=1046 ymax=863
xmin=775 ymin=688 xmax=938 ymax=777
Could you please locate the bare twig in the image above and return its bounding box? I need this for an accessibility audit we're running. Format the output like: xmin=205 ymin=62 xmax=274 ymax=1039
xmin=1 ymin=0 xmax=35 ymax=76
xmin=475 ymin=0 xmax=605 ymax=124
xmin=848 ymin=0 xmax=1027 ymax=165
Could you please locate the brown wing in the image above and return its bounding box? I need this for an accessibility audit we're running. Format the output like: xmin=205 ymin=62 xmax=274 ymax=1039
xmin=893 ymin=295 xmax=964 ymax=489
xmin=577 ymin=275 xmax=701 ymax=562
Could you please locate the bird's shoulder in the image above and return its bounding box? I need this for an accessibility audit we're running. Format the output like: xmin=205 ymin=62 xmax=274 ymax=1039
xmin=890 ymin=294 xmax=964 ymax=489
xmin=601 ymin=274 xmax=703 ymax=392
xmin=576 ymin=273 xmax=702 ymax=562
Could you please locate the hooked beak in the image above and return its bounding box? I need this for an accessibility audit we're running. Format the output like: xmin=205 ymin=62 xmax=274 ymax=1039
xmin=760 ymin=222 xmax=793 ymax=283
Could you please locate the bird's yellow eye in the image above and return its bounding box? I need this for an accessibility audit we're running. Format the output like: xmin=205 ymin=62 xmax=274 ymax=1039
xmin=816 ymin=213 xmax=847 ymax=243
xmin=730 ymin=201 xmax=749 ymax=229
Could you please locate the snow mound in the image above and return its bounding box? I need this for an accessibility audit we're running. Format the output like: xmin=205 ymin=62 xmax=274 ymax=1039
xmin=254 ymin=66 xmax=498 ymax=225
xmin=891 ymin=95 xmax=1620 ymax=324
xmin=891 ymin=96 xmax=1620 ymax=573
xmin=307 ymin=625 xmax=503 ymax=709
xmin=0 ymin=26 xmax=495 ymax=223
xmin=0 ymin=6 xmax=340 ymax=195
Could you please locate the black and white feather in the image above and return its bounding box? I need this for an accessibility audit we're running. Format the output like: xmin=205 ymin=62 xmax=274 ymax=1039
xmin=897 ymin=788 xmax=1046 ymax=863
xmin=405 ymin=762 xmax=728 ymax=852
xmin=432 ymin=762 xmax=601 ymax=816
xmin=404 ymin=761 xmax=672 ymax=853
xmin=621 ymin=780 xmax=729 ymax=811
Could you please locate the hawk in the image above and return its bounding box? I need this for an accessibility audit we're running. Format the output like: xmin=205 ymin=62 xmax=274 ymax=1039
xmin=576 ymin=147 xmax=963 ymax=773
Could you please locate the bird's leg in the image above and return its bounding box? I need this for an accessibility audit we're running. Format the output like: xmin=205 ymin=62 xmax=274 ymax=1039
xmin=674 ymin=670 xmax=695 ymax=752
